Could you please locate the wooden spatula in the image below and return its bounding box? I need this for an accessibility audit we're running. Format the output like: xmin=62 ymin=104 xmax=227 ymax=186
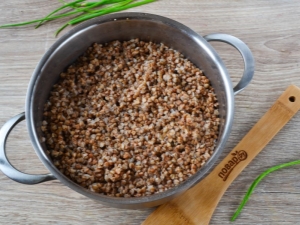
xmin=142 ymin=85 xmax=300 ymax=225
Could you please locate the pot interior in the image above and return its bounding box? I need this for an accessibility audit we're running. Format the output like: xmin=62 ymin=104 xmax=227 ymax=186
xmin=27 ymin=13 xmax=233 ymax=208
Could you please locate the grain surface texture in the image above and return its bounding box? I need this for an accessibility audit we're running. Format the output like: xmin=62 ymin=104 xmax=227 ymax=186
xmin=1 ymin=1 xmax=300 ymax=224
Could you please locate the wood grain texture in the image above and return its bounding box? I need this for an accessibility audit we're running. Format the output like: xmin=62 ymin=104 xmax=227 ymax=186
xmin=1 ymin=0 xmax=300 ymax=224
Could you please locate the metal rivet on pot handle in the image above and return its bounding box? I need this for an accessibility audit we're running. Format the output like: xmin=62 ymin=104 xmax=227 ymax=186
xmin=0 ymin=112 xmax=56 ymax=184
xmin=204 ymin=33 xmax=255 ymax=95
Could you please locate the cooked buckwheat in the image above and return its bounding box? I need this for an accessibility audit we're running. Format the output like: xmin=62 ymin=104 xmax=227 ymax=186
xmin=42 ymin=39 xmax=220 ymax=197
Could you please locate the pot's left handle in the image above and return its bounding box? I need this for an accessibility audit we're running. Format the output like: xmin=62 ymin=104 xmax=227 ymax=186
xmin=204 ymin=33 xmax=255 ymax=95
xmin=0 ymin=112 xmax=56 ymax=184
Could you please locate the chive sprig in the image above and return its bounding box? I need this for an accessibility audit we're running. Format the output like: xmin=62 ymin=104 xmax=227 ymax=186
xmin=231 ymin=160 xmax=300 ymax=221
xmin=0 ymin=0 xmax=156 ymax=36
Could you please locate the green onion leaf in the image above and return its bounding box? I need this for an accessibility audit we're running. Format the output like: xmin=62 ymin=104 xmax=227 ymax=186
xmin=69 ymin=0 xmax=155 ymax=25
xmin=68 ymin=0 xmax=133 ymax=25
xmin=0 ymin=0 xmax=157 ymax=36
xmin=231 ymin=160 xmax=300 ymax=221
xmin=36 ymin=0 xmax=86 ymax=28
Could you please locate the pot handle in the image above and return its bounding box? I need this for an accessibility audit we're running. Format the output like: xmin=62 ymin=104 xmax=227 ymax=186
xmin=204 ymin=33 xmax=255 ymax=95
xmin=0 ymin=112 xmax=56 ymax=184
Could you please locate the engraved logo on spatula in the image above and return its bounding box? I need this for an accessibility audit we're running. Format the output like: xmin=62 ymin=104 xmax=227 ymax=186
xmin=218 ymin=150 xmax=248 ymax=181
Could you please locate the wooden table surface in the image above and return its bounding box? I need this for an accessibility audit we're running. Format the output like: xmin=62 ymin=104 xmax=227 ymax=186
xmin=1 ymin=1 xmax=300 ymax=224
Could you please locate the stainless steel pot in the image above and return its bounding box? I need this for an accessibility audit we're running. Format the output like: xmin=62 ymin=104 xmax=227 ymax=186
xmin=0 ymin=12 xmax=254 ymax=209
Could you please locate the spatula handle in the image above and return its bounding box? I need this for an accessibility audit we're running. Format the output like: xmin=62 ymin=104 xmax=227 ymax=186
xmin=210 ymin=85 xmax=300 ymax=188
xmin=143 ymin=85 xmax=300 ymax=225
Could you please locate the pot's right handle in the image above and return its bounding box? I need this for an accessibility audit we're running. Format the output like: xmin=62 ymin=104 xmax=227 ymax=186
xmin=204 ymin=33 xmax=255 ymax=95
xmin=0 ymin=112 xmax=56 ymax=184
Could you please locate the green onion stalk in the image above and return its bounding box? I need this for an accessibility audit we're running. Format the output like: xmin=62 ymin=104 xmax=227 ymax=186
xmin=231 ymin=160 xmax=300 ymax=221
xmin=0 ymin=0 xmax=156 ymax=36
